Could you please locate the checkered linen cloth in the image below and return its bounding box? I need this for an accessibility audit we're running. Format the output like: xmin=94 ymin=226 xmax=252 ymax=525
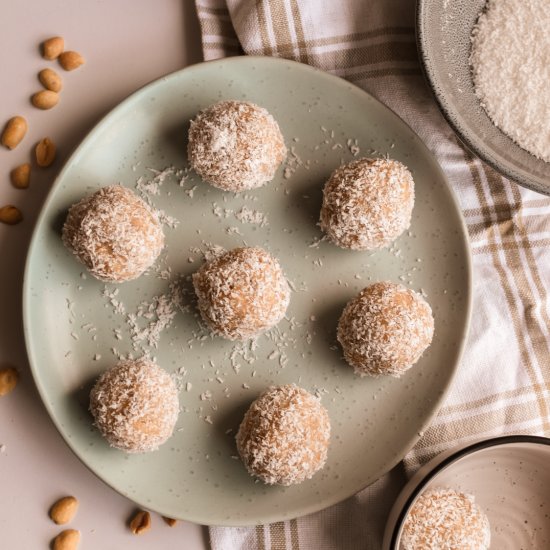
xmin=194 ymin=0 xmax=550 ymax=548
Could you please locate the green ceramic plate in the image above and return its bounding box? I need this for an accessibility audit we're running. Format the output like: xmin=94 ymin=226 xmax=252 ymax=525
xmin=23 ymin=56 xmax=471 ymax=526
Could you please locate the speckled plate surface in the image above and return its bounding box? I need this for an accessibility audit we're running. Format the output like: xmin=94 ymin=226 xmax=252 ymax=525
xmin=383 ymin=436 xmax=550 ymax=549
xmin=417 ymin=0 xmax=550 ymax=195
xmin=23 ymin=56 xmax=471 ymax=526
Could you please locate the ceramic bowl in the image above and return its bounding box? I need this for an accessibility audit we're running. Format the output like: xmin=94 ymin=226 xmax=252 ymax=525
xmin=417 ymin=0 xmax=550 ymax=194
xmin=383 ymin=435 xmax=550 ymax=549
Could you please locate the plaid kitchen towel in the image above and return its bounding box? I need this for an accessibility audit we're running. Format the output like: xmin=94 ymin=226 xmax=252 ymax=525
xmin=195 ymin=0 xmax=550 ymax=547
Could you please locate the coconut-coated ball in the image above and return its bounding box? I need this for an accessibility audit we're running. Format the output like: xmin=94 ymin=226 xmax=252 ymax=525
xmin=337 ymin=281 xmax=434 ymax=377
xmin=62 ymin=185 xmax=164 ymax=282
xmin=187 ymin=100 xmax=287 ymax=192
xmin=320 ymin=157 xmax=414 ymax=250
xmin=89 ymin=358 xmax=179 ymax=453
xmin=401 ymin=488 xmax=491 ymax=550
xmin=236 ymin=384 xmax=331 ymax=485
xmin=192 ymin=247 xmax=290 ymax=340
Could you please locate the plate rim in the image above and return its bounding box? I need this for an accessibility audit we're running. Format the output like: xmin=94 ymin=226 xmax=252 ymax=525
xmin=23 ymin=55 xmax=473 ymax=526
xmin=416 ymin=0 xmax=550 ymax=196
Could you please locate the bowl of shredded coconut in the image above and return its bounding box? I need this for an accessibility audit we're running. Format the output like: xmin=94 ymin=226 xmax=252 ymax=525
xmin=383 ymin=435 xmax=550 ymax=549
xmin=417 ymin=0 xmax=550 ymax=194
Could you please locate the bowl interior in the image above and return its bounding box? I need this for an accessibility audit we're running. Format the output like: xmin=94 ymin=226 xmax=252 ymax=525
xmin=417 ymin=0 xmax=550 ymax=194
xmin=395 ymin=439 xmax=550 ymax=548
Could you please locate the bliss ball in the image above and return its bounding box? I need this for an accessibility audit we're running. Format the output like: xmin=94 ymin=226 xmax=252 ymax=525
xmin=401 ymin=488 xmax=491 ymax=550
xmin=192 ymin=246 xmax=290 ymax=340
xmin=89 ymin=358 xmax=179 ymax=453
xmin=319 ymin=157 xmax=414 ymax=250
xmin=337 ymin=281 xmax=434 ymax=377
xmin=62 ymin=185 xmax=164 ymax=282
xmin=187 ymin=100 xmax=287 ymax=192
xmin=236 ymin=384 xmax=331 ymax=485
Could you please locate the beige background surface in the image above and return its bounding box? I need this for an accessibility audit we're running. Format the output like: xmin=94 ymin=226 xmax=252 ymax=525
xmin=0 ymin=1 xmax=207 ymax=547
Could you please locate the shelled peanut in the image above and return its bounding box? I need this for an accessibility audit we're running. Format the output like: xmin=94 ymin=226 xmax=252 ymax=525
xmin=0 ymin=367 xmax=19 ymax=396
xmin=31 ymin=90 xmax=59 ymax=110
xmin=35 ymin=137 xmax=56 ymax=167
xmin=50 ymin=496 xmax=79 ymax=525
xmin=52 ymin=529 xmax=80 ymax=550
xmin=38 ymin=68 xmax=63 ymax=92
xmin=59 ymin=51 xmax=85 ymax=71
xmin=10 ymin=164 xmax=31 ymax=189
xmin=1 ymin=116 xmax=27 ymax=149
xmin=42 ymin=36 xmax=64 ymax=60
xmin=0 ymin=206 xmax=23 ymax=225
xmin=163 ymin=516 xmax=177 ymax=527
xmin=2 ymin=35 xmax=85 ymax=225
xmin=129 ymin=510 xmax=151 ymax=535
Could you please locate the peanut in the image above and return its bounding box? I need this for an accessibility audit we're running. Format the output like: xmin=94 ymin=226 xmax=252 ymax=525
xmin=10 ymin=164 xmax=31 ymax=189
xmin=59 ymin=51 xmax=85 ymax=71
xmin=52 ymin=529 xmax=80 ymax=550
xmin=129 ymin=510 xmax=151 ymax=535
xmin=31 ymin=90 xmax=59 ymax=110
xmin=42 ymin=36 xmax=65 ymax=60
xmin=38 ymin=68 xmax=63 ymax=93
xmin=50 ymin=496 xmax=79 ymax=525
xmin=35 ymin=137 xmax=56 ymax=167
xmin=162 ymin=516 xmax=177 ymax=527
xmin=0 ymin=206 xmax=23 ymax=225
xmin=1 ymin=116 xmax=28 ymax=149
xmin=0 ymin=367 xmax=19 ymax=396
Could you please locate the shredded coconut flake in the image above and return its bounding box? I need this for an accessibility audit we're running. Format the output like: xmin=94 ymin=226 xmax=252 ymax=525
xmin=470 ymin=0 xmax=550 ymax=162
xmin=235 ymin=206 xmax=268 ymax=227
xmin=283 ymin=146 xmax=306 ymax=179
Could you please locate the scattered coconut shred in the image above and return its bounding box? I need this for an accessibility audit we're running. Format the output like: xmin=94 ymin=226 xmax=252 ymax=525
xmin=75 ymin=126 xmax=369 ymax=418
xmin=470 ymin=0 xmax=550 ymax=162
